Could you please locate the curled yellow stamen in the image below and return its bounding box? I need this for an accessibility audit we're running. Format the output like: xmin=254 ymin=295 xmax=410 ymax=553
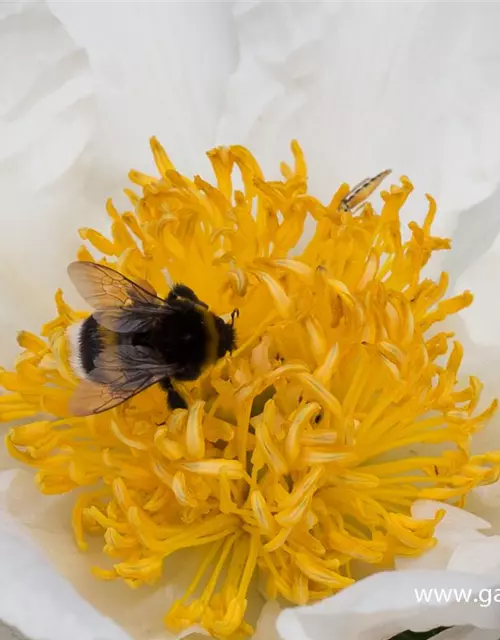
xmin=2 ymin=138 xmax=499 ymax=638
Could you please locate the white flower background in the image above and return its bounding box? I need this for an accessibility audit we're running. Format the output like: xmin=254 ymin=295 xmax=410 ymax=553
xmin=2 ymin=1 xmax=500 ymax=639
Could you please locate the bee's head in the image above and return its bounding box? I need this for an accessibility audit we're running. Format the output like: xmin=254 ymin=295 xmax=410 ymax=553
xmin=215 ymin=310 xmax=237 ymax=358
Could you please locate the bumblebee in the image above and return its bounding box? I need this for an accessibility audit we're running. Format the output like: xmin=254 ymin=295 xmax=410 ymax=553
xmin=67 ymin=262 xmax=237 ymax=416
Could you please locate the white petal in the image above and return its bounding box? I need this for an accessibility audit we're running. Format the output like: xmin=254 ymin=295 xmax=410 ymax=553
xmin=412 ymin=500 xmax=491 ymax=532
xmin=437 ymin=630 xmax=500 ymax=640
xmin=473 ymin=482 xmax=500 ymax=510
xmin=442 ymin=187 xmax=500 ymax=290
xmin=47 ymin=0 xmax=238 ymax=180
xmin=448 ymin=536 xmax=500 ymax=575
xmin=0 ymin=0 xmax=94 ymax=366
xmin=448 ymin=240 xmax=500 ymax=465
xmin=395 ymin=531 xmax=487 ymax=574
xmin=0 ymin=478 xmax=132 ymax=640
xmin=219 ymin=1 xmax=500 ymax=239
xmin=253 ymin=600 xmax=282 ymax=640
xmin=455 ymin=234 xmax=500 ymax=347
xmin=396 ymin=501 xmax=490 ymax=573
xmin=465 ymin=484 xmax=500 ymax=537
xmin=276 ymin=570 xmax=500 ymax=640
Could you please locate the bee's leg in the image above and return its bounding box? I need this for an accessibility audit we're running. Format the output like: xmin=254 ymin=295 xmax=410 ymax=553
xmin=166 ymin=284 xmax=208 ymax=308
xmin=167 ymin=387 xmax=188 ymax=410
xmin=159 ymin=376 xmax=187 ymax=410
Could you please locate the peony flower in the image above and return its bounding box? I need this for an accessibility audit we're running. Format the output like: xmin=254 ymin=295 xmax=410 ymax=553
xmin=3 ymin=2 xmax=500 ymax=640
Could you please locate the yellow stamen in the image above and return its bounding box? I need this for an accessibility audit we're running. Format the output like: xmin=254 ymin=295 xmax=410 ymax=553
xmin=2 ymin=138 xmax=499 ymax=638
xmin=185 ymin=400 xmax=206 ymax=459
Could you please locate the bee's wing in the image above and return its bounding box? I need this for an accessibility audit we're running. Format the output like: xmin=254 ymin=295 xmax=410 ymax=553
xmin=68 ymin=261 xmax=170 ymax=333
xmin=69 ymin=345 xmax=175 ymax=416
xmin=69 ymin=378 xmax=155 ymax=416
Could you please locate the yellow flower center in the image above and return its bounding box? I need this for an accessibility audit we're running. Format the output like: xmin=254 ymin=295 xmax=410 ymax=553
xmin=2 ymin=139 xmax=500 ymax=639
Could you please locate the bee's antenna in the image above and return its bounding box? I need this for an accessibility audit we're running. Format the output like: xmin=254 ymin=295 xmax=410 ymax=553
xmin=231 ymin=308 xmax=239 ymax=326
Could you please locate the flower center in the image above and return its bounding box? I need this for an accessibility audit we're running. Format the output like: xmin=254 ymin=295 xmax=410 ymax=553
xmin=2 ymin=139 xmax=499 ymax=638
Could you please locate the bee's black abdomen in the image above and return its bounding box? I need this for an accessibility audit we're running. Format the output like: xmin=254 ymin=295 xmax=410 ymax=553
xmin=79 ymin=315 xmax=101 ymax=374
